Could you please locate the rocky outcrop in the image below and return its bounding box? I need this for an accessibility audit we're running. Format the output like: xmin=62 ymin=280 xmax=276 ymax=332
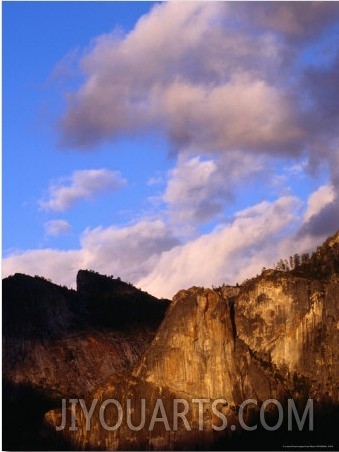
xmin=47 ymin=287 xmax=281 ymax=450
xmin=44 ymin=232 xmax=339 ymax=450
xmin=235 ymin=273 xmax=339 ymax=404
xmin=136 ymin=287 xmax=274 ymax=403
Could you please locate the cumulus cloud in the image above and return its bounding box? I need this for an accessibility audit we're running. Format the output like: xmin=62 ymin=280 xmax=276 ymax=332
xmin=138 ymin=196 xmax=302 ymax=297
xmin=58 ymin=3 xmax=282 ymax=149
xmin=299 ymin=145 xmax=339 ymax=238
xmin=156 ymin=77 xmax=303 ymax=155
xmin=139 ymin=186 xmax=337 ymax=298
xmin=55 ymin=1 xmax=339 ymax=240
xmin=2 ymin=249 xmax=81 ymax=288
xmin=44 ymin=219 xmax=72 ymax=237
xmin=299 ymin=196 xmax=339 ymax=239
xmin=3 ymin=186 xmax=338 ymax=298
xmin=58 ymin=2 xmax=339 ymax=161
xmin=163 ymin=156 xmax=224 ymax=226
xmin=303 ymin=185 xmax=335 ymax=223
xmin=2 ymin=220 xmax=179 ymax=289
xmin=242 ymin=2 xmax=339 ymax=40
xmin=39 ymin=169 xmax=126 ymax=212
xmin=78 ymin=220 xmax=179 ymax=282
xmin=163 ymin=153 xmax=265 ymax=230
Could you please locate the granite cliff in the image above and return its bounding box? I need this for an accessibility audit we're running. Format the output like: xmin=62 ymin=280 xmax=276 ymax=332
xmin=3 ymin=232 xmax=339 ymax=450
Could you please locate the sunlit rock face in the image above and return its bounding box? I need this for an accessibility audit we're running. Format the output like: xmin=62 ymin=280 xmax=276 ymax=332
xmin=137 ymin=287 xmax=273 ymax=403
xmin=235 ymin=274 xmax=339 ymax=403
xmin=235 ymin=231 xmax=339 ymax=405
xmin=46 ymin=232 xmax=339 ymax=450
xmin=45 ymin=287 xmax=279 ymax=450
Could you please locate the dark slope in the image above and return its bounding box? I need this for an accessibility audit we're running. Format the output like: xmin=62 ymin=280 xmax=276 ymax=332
xmin=77 ymin=269 xmax=169 ymax=329
xmin=2 ymin=270 xmax=169 ymax=450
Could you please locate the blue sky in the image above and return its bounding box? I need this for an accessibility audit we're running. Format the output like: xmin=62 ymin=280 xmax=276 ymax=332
xmin=3 ymin=2 xmax=339 ymax=298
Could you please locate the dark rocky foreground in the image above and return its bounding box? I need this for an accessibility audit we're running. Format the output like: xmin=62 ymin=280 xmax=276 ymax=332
xmin=2 ymin=270 xmax=169 ymax=450
xmin=3 ymin=232 xmax=339 ymax=450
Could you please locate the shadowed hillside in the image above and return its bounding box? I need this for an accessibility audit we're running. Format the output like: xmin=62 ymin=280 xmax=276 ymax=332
xmin=2 ymin=270 xmax=169 ymax=450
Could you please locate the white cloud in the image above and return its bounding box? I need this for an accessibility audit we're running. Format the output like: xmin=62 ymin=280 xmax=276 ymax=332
xmin=58 ymin=2 xmax=304 ymax=154
xmin=156 ymin=77 xmax=304 ymax=155
xmin=44 ymin=219 xmax=72 ymax=237
xmin=54 ymin=1 xmax=339 ymax=245
xmin=137 ymin=196 xmax=302 ymax=297
xmin=2 ymin=249 xmax=81 ymax=288
xmin=2 ymin=220 xmax=179 ymax=290
xmin=161 ymin=152 xmax=266 ymax=236
xmin=3 ymin=186 xmax=338 ymax=298
xmin=79 ymin=220 xmax=179 ymax=282
xmin=58 ymin=2 xmax=339 ymax=165
xmin=304 ymin=184 xmax=335 ymax=222
xmin=39 ymin=169 xmax=126 ymax=212
xmin=163 ymin=156 xmax=223 ymax=227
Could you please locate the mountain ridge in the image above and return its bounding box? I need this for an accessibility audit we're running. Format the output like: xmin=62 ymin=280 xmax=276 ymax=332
xmin=2 ymin=231 xmax=339 ymax=450
xmin=2 ymin=270 xmax=169 ymax=450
